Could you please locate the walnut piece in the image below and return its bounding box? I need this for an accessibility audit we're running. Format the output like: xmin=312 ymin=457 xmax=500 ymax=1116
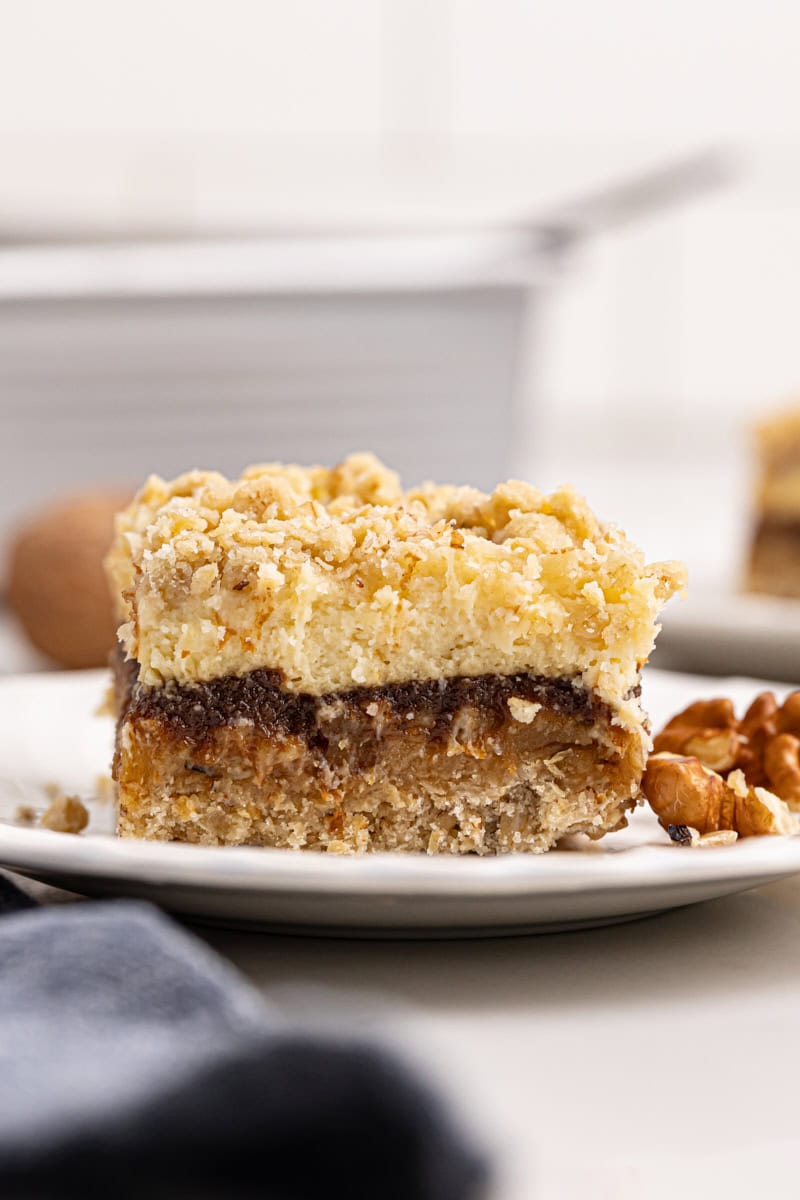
xmin=7 ymin=490 xmax=130 ymax=669
xmin=763 ymin=734 xmax=800 ymax=807
xmin=40 ymin=794 xmax=89 ymax=835
xmin=645 ymin=754 xmax=731 ymax=833
xmin=653 ymin=689 xmax=800 ymax=809
xmin=666 ymin=823 xmax=739 ymax=848
xmin=644 ymin=749 xmax=799 ymax=841
xmin=696 ymin=829 xmax=739 ymax=848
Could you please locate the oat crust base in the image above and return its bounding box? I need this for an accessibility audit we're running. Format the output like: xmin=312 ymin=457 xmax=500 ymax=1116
xmin=113 ymin=660 xmax=642 ymax=855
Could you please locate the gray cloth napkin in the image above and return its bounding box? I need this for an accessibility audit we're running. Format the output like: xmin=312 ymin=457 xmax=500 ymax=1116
xmin=0 ymin=875 xmax=485 ymax=1200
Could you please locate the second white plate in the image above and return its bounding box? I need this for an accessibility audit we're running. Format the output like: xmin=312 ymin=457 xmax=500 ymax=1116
xmin=656 ymin=591 xmax=800 ymax=681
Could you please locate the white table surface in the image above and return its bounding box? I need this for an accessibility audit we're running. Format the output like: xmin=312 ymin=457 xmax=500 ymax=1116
xmin=193 ymin=879 xmax=800 ymax=1200
xmin=9 ymin=864 xmax=799 ymax=1199
xmin=7 ymin=844 xmax=800 ymax=1200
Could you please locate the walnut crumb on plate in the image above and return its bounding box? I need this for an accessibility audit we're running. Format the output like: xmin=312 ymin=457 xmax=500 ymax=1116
xmin=40 ymin=794 xmax=89 ymax=835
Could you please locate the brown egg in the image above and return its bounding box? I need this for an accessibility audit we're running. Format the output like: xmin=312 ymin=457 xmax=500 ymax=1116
xmin=6 ymin=491 xmax=130 ymax=669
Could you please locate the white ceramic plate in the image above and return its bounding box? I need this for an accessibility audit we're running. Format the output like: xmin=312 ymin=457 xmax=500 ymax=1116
xmin=656 ymin=591 xmax=800 ymax=681
xmin=1 ymin=667 xmax=799 ymax=937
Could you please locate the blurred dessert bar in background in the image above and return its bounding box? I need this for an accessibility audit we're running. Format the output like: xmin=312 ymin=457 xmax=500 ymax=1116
xmin=106 ymin=453 xmax=685 ymax=854
xmin=747 ymin=405 xmax=800 ymax=597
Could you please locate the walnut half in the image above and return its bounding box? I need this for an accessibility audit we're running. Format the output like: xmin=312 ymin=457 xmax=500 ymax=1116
xmin=644 ymin=752 xmax=798 ymax=840
xmin=653 ymin=689 xmax=800 ymax=811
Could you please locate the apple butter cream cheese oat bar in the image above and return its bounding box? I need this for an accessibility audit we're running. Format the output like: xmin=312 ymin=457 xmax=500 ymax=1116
xmin=105 ymin=454 xmax=685 ymax=854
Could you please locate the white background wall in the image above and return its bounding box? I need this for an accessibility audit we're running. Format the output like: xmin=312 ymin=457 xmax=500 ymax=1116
xmin=2 ymin=0 xmax=800 ymax=581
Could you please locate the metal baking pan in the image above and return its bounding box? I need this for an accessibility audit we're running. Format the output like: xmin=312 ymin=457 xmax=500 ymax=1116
xmin=1 ymin=152 xmax=726 ymax=551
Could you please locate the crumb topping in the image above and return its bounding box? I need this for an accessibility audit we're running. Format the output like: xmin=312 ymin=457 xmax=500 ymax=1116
xmin=106 ymin=453 xmax=685 ymax=725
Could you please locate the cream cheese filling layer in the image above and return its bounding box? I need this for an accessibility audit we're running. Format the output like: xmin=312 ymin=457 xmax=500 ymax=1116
xmin=107 ymin=453 xmax=685 ymax=731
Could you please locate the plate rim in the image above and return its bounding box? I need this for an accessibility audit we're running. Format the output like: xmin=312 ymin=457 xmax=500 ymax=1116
xmin=1 ymin=819 xmax=799 ymax=900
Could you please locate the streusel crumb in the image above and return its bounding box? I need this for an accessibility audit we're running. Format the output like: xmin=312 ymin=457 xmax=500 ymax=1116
xmin=40 ymin=793 xmax=89 ymax=834
xmin=106 ymin=453 xmax=685 ymax=727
